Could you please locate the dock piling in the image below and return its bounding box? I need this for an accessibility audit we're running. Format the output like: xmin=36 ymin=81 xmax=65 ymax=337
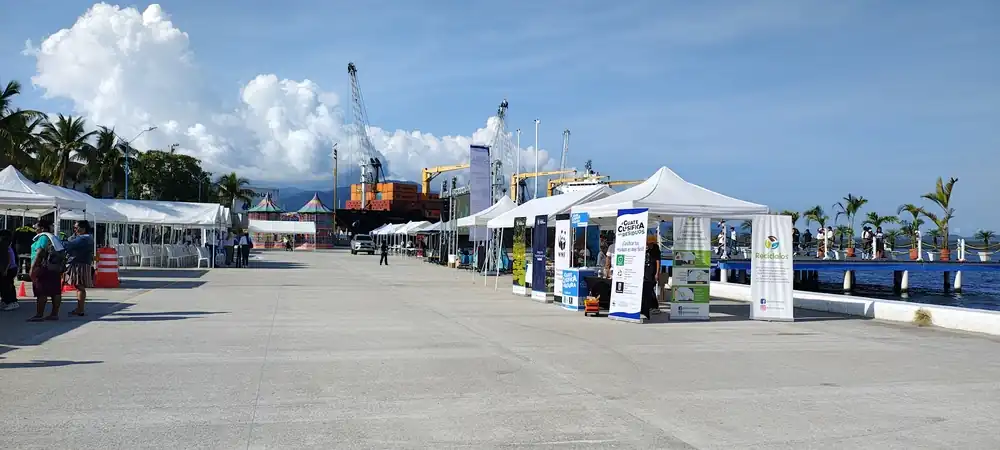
xmin=842 ymin=271 xmax=853 ymax=292
xmin=954 ymin=271 xmax=962 ymax=293
xmin=943 ymin=271 xmax=951 ymax=293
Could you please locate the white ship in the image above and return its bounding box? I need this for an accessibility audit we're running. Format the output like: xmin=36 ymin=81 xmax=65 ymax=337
xmin=552 ymin=172 xmax=610 ymax=195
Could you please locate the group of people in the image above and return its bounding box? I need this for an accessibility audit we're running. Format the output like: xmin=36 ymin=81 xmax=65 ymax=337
xmin=0 ymin=219 xmax=94 ymax=321
xmin=807 ymin=226 xmax=887 ymax=259
xmin=715 ymin=221 xmax=739 ymax=258
xmin=211 ymin=230 xmax=254 ymax=267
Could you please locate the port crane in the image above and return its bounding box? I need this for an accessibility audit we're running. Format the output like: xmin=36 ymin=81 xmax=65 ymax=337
xmin=510 ymin=170 xmax=575 ymax=204
xmin=347 ymin=62 xmax=385 ymax=209
xmin=421 ymin=164 xmax=470 ymax=195
xmin=559 ymin=129 xmax=570 ymax=171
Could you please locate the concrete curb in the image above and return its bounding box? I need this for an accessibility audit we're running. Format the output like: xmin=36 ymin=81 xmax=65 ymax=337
xmin=710 ymin=282 xmax=1000 ymax=336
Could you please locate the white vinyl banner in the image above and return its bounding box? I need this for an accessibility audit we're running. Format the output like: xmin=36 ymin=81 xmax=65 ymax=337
xmin=750 ymin=214 xmax=795 ymax=321
xmin=671 ymin=217 xmax=712 ymax=320
xmin=553 ymin=217 xmax=571 ymax=301
xmin=609 ymin=208 xmax=648 ymax=323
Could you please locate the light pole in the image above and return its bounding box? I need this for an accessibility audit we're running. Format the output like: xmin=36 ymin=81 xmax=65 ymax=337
xmin=533 ymin=119 xmax=540 ymax=199
xmin=515 ymin=129 xmax=521 ymax=175
xmin=120 ymin=126 xmax=157 ymax=200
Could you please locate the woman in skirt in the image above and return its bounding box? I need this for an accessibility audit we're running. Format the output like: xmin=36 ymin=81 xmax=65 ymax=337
xmin=63 ymin=220 xmax=95 ymax=316
xmin=29 ymin=220 xmax=63 ymax=321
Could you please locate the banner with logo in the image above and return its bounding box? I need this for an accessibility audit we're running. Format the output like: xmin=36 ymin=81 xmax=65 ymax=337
xmin=671 ymin=217 xmax=711 ymax=320
xmin=531 ymin=215 xmax=550 ymax=302
xmin=609 ymin=208 xmax=648 ymax=323
xmin=468 ymin=145 xmax=491 ymax=241
xmin=750 ymin=214 xmax=795 ymax=321
xmin=554 ymin=214 xmax=571 ymax=302
xmin=512 ymin=217 xmax=527 ymax=296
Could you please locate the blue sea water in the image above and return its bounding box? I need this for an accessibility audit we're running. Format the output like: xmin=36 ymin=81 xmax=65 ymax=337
xmin=814 ymin=270 xmax=1000 ymax=311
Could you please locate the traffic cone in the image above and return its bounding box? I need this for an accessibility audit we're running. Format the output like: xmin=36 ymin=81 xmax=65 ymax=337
xmin=18 ymin=281 xmax=26 ymax=297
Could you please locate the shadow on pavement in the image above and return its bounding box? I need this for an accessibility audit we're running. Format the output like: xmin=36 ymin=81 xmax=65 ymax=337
xmin=643 ymin=303 xmax=859 ymax=324
xmin=119 ymin=269 xmax=208 ymax=279
xmin=0 ymin=359 xmax=103 ymax=369
xmin=0 ymin=301 xmax=130 ymax=350
xmin=109 ymin=311 xmax=225 ymax=317
xmin=245 ymin=261 xmax=309 ymax=269
xmin=119 ymin=280 xmax=206 ymax=290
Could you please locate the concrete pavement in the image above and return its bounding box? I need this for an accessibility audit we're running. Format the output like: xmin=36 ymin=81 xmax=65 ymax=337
xmin=2 ymin=250 xmax=999 ymax=449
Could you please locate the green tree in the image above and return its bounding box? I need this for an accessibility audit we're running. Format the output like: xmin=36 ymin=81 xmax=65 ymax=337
xmin=780 ymin=210 xmax=800 ymax=227
xmin=833 ymin=194 xmax=867 ymax=249
xmin=803 ymin=205 xmax=828 ymax=228
xmin=216 ymin=172 xmax=253 ymax=209
xmin=884 ymin=229 xmax=902 ymax=249
xmin=131 ymin=150 xmax=212 ymax=201
xmin=862 ymin=211 xmax=898 ymax=230
xmin=0 ymin=79 xmax=44 ymax=168
xmin=974 ymin=230 xmax=995 ymax=250
xmin=920 ymin=177 xmax=958 ymax=251
xmin=37 ymin=114 xmax=96 ymax=186
xmin=85 ymin=127 xmax=136 ymax=197
xmin=898 ymin=220 xmax=923 ymax=249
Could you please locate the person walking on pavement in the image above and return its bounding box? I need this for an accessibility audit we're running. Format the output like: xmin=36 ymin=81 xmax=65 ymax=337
xmin=379 ymin=240 xmax=389 ymax=266
xmin=63 ymin=220 xmax=95 ymax=316
xmin=238 ymin=231 xmax=252 ymax=267
xmin=0 ymin=230 xmax=20 ymax=311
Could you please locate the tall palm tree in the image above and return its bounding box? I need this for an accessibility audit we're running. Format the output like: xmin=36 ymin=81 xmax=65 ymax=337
xmin=37 ymin=114 xmax=96 ymax=186
xmin=862 ymin=212 xmax=899 ymax=230
xmin=0 ymin=79 xmax=44 ymax=166
xmin=884 ymin=229 xmax=902 ymax=250
xmin=834 ymin=225 xmax=852 ymax=249
xmin=920 ymin=177 xmax=958 ymax=251
xmin=898 ymin=220 xmax=922 ymax=249
xmin=86 ymin=127 xmax=134 ymax=197
xmin=216 ymin=172 xmax=253 ymax=209
xmin=926 ymin=228 xmax=942 ymax=248
xmin=833 ymin=194 xmax=867 ymax=250
xmin=780 ymin=210 xmax=800 ymax=227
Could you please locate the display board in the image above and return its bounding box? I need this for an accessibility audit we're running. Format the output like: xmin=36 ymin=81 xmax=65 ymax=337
xmin=512 ymin=217 xmax=527 ymax=296
xmin=531 ymin=215 xmax=550 ymax=302
xmin=671 ymin=217 xmax=711 ymax=320
xmin=561 ymin=268 xmax=595 ymax=311
xmin=468 ymin=145 xmax=491 ymax=241
xmin=609 ymin=208 xmax=648 ymax=323
xmin=750 ymin=214 xmax=795 ymax=321
xmin=554 ymin=214 xmax=571 ymax=302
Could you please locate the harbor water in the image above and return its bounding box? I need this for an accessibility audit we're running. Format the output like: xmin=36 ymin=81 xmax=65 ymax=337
xmin=814 ymin=269 xmax=1000 ymax=311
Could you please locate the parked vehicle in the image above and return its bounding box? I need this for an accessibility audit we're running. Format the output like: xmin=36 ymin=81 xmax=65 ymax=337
xmin=350 ymin=234 xmax=375 ymax=255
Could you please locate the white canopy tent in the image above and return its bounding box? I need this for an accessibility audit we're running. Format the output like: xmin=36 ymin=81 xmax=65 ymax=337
xmin=0 ymin=166 xmax=88 ymax=214
xmin=403 ymin=221 xmax=431 ymax=235
xmin=416 ymin=221 xmax=443 ymax=233
xmin=103 ymin=200 xmax=227 ymax=226
xmin=369 ymin=224 xmax=392 ymax=235
xmin=38 ymin=183 xmax=128 ymax=222
xmin=248 ymin=220 xmax=317 ymax=235
xmin=570 ymin=166 xmax=769 ymax=223
xmin=487 ymin=186 xmax=616 ymax=229
xmin=456 ymin=196 xmax=517 ymax=228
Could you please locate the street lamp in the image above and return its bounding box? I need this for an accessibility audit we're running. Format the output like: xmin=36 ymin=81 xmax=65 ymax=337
xmin=117 ymin=126 xmax=157 ymax=200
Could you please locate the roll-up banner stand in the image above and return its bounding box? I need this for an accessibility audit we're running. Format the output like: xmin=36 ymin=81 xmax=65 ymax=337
xmin=553 ymin=214 xmax=571 ymax=303
xmin=671 ymin=217 xmax=712 ymax=320
xmin=609 ymin=208 xmax=648 ymax=323
xmin=512 ymin=217 xmax=528 ymax=296
xmin=531 ymin=214 xmax=551 ymax=302
xmin=750 ymin=214 xmax=795 ymax=321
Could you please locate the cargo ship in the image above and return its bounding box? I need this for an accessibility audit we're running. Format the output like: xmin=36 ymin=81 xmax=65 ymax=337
xmin=335 ymin=181 xmax=444 ymax=234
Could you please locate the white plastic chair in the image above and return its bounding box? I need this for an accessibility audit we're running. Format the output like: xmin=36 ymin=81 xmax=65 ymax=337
xmin=164 ymin=246 xmax=182 ymax=267
xmin=195 ymin=246 xmax=210 ymax=268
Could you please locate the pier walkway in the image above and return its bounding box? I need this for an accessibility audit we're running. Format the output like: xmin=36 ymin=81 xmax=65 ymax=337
xmin=2 ymin=250 xmax=1000 ymax=449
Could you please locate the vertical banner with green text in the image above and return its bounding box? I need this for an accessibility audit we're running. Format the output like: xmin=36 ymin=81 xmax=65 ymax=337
xmin=512 ymin=217 xmax=527 ymax=296
xmin=671 ymin=217 xmax=711 ymax=320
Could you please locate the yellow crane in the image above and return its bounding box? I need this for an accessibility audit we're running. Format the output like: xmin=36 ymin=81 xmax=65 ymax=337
xmin=547 ymin=174 xmax=610 ymax=196
xmin=510 ymin=170 xmax=575 ymax=203
xmin=421 ymin=164 xmax=470 ymax=194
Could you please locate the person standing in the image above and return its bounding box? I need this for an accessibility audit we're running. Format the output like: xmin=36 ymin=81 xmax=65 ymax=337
xmin=729 ymin=226 xmax=738 ymax=258
xmin=28 ymin=220 xmax=64 ymax=322
xmin=874 ymin=226 xmax=886 ymax=259
xmin=642 ymin=235 xmax=662 ymax=320
xmin=238 ymin=231 xmax=252 ymax=267
xmin=379 ymin=240 xmax=389 ymax=266
xmin=63 ymin=220 xmax=95 ymax=317
xmin=223 ymin=230 xmax=235 ymax=266
xmin=0 ymin=230 xmax=19 ymax=311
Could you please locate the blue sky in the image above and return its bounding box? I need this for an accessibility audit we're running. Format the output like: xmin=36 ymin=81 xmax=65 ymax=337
xmin=1 ymin=0 xmax=998 ymax=232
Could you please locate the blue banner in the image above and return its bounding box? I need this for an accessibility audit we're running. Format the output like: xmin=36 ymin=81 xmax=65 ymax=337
xmin=570 ymin=212 xmax=589 ymax=228
xmin=469 ymin=145 xmax=491 ymax=241
xmin=531 ymin=214 xmax=548 ymax=301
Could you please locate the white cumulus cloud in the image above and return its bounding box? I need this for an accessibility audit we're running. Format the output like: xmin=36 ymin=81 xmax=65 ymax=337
xmin=24 ymin=3 xmax=557 ymax=186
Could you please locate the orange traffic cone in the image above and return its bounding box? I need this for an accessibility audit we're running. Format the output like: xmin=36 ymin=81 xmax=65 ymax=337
xmin=18 ymin=281 xmax=26 ymax=297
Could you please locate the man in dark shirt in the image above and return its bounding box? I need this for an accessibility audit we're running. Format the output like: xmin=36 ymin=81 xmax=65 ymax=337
xmin=379 ymin=240 xmax=389 ymax=266
xmin=642 ymin=235 xmax=661 ymax=319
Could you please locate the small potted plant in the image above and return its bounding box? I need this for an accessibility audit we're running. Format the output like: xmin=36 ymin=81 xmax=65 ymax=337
xmin=920 ymin=177 xmax=958 ymax=261
xmin=975 ymin=229 xmax=995 ymax=262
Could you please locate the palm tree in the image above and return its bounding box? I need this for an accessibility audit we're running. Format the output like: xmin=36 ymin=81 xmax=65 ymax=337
xmin=780 ymin=210 xmax=800 ymax=228
xmin=926 ymin=228 xmax=942 ymax=248
xmin=862 ymin=212 xmax=899 ymax=230
xmin=920 ymin=177 xmax=958 ymax=252
xmin=898 ymin=220 xmax=923 ymax=250
xmin=803 ymin=205 xmax=828 ymax=228
xmin=37 ymin=114 xmax=96 ymax=186
xmin=835 ymin=225 xmax=852 ymax=249
xmin=0 ymin=79 xmax=44 ymax=166
xmin=833 ymin=194 xmax=867 ymax=250
xmin=974 ymin=230 xmax=995 ymax=250
xmin=216 ymin=172 xmax=253 ymax=209
xmin=86 ymin=127 xmax=134 ymax=197
xmin=884 ymin=229 xmax=902 ymax=250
